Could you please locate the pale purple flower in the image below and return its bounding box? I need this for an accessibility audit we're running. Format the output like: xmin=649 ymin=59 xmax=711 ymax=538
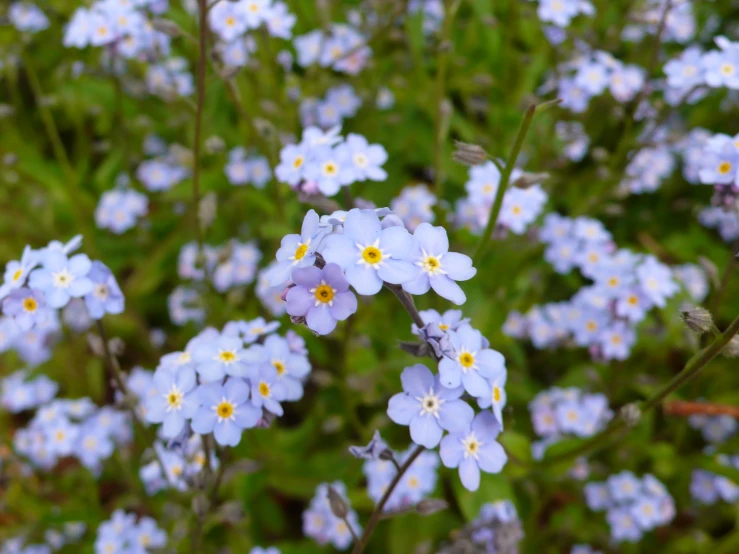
xmin=28 ymin=252 xmax=93 ymax=309
xmin=286 ymin=264 xmax=357 ymax=335
xmin=191 ymin=379 xmax=261 ymax=446
xmin=438 ymin=325 xmax=505 ymax=398
xmin=265 ymin=210 xmax=328 ymax=286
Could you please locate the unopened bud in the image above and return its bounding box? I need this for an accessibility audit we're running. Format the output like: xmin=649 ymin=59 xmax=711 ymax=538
xmin=198 ymin=192 xmax=218 ymax=230
xmin=513 ymin=172 xmax=549 ymax=189
xmin=327 ymin=486 xmax=349 ymax=519
xmin=192 ymin=494 xmax=210 ymax=518
xmin=721 ymin=335 xmax=739 ymax=358
xmin=681 ymin=307 xmax=714 ymax=335
xmin=416 ymin=498 xmax=448 ymax=516
xmin=151 ymin=18 xmax=182 ymax=37
xmin=313 ymin=252 xmax=326 ymax=269
xmin=398 ymin=340 xmax=430 ymax=358
xmin=452 ymin=141 xmax=488 ymax=166
xmin=620 ymin=403 xmax=641 ymax=427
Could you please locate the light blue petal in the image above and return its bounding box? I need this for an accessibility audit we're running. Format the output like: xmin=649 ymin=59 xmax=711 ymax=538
xmin=430 ymin=275 xmax=466 ymax=305
xmin=410 ymin=415 xmax=443 ymax=448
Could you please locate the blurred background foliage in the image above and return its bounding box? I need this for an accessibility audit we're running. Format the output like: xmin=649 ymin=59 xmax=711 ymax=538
xmin=1 ymin=0 xmax=739 ymax=553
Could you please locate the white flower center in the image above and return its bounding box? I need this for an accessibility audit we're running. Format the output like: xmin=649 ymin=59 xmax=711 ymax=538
xmin=416 ymin=250 xmax=445 ymax=276
xmin=353 ymin=153 xmax=368 ymax=168
xmin=462 ymin=432 xmax=483 ymax=459
xmin=52 ymin=268 xmax=75 ymax=288
xmin=415 ymin=387 xmax=444 ymax=418
xmin=164 ymin=385 xmax=184 ymax=411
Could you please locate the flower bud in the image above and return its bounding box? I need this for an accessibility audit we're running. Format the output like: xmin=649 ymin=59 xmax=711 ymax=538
xmin=681 ymin=307 xmax=714 ymax=335
xmin=620 ymin=403 xmax=641 ymax=427
xmin=327 ymin=486 xmax=349 ymax=519
xmin=452 ymin=141 xmax=488 ymax=166
xmin=192 ymin=494 xmax=210 ymax=518
xmin=721 ymin=335 xmax=739 ymax=358
xmin=513 ymin=172 xmax=549 ymax=189
xmin=416 ymin=498 xmax=448 ymax=516
xmin=151 ymin=18 xmax=182 ymax=37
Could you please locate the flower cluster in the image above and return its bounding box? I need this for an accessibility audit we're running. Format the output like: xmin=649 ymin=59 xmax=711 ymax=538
xmin=534 ymin=0 xmax=594 ymax=28
xmin=391 ymin=184 xmax=437 ymax=231
xmin=556 ymin=121 xmax=590 ymax=162
xmin=437 ymin=500 xmax=522 ymax=554
xmin=146 ymin=57 xmax=195 ymax=99
xmin=178 ymin=239 xmax=262 ymax=293
xmin=3 ymin=522 xmax=86 ymax=554
xmin=224 ymin=147 xmax=272 ymax=188
xmin=275 ymin=127 xmax=388 ymax=197
xmin=265 ymin=208 xmax=476 ymax=334
xmin=388 ymin=324 xmax=509 ymax=492
xmin=622 ymin=0 xmax=695 ymax=44
xmin=663 ymin=37 xmax=739 ymax=100
xmin=9 ymin=2 xmax=49 ymax=34
xmin=544 ymin=50 xmax=645 ymax=113
xmin=1 ymin=370 xmax=58 ymax=413
xmin=0 ymin=238 xmax=124 ymax=364
xmin=94 ymin=511 xmax=166 ymax=554
xmin=691 ymin=455 xmax=739 ymax=505
xmin=140 ymin=435 xmax=214 ymax=494
xmin=300 ymin=85 xmax=362 ymax=129
xmin=208 ymin=0 xmax=296 ymax=44
xmin=529 ymin=387 xmax=612 ymax=460
xmin=505 ymin=214 xmax=680 ymax=361
xmin=95 ymin=188 xmax=149 ymax=234
xmin=585 ymin=472 xmax=675 ymax=542
xmin=453 ymin=161 xmax=548 ymax=236
xmin=144 ymin=321 xmax=310 ymax=446
xmin=136 ymin=139 xmax=190 ymax=192
xmin=362 ymin=447 xmax=440 ymax=512
xmin=688 ymin=413 xmax=738 ymax=444
xmin=620 ymin=144 xmax=675 ymax=194
xmin=294 ymin=24 xmax=371 ymax=75
xmin=64 ymin=0 xmax=169 ymax=57
xmin=303 ymin=482 xmax=362 ymax=551
xmin=14 ymin=396 xmax=131 ymax=473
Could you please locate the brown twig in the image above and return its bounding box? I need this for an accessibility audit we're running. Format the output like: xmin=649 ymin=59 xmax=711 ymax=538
xmin=664 ymin=400 xmax=739 ymax=418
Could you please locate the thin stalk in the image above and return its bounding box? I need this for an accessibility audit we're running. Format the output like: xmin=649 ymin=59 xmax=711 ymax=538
xmin=541 ymin=313 xmax=739 ymax=466
xmin=384 ymin=283 xmax=426 ymax=329
xmin=472 ymin=103 xmax=537 ymax=265
xmin=192 ymin=0 xmax=208 ymax=251
xmin=22 ymin=53 xmax=75 ymax=182
xmin=343 ymin=515 xmax=360 ymax=543
xmin=664 ymin=400 xmax=739 ymax=418
xmin=96 ymin=320 xmax=173 ymax=486
xmin=350 ymin=445 xmax=424 ymax=554
xmin=432 ymin=0 xmax=461 ymax=204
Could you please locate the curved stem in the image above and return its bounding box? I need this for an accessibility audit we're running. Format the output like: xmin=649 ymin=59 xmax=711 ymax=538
xmin=384 ymin=283 xmax=426 ymax=329
xmin=350 ymin=445 xmax=425 ymax=554
xmin=541 ymin=313 xmax=739 ymax=466
xmin=472 ymin=103 xmax=536 ymax=266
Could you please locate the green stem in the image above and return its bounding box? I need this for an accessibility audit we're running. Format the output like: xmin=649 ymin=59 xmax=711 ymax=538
xmin=192 ymin=0 xmax=208 ymax=251
xmin=541 ymin=313 xmax=739 ymax=466
xmin=472 ymin=103 xmax=537 ymax=265
xmin=22 ymin=53 xmax=75 ymax=183
xmin=350 ymin=445 xmax=425 ymax=554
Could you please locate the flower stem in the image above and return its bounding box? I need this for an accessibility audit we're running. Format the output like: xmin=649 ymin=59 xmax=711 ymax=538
xmin=192 ymin=0 xmax=208 ymax=252
xmin=540 ymin=313 xmax=739 ymax=466
xmin=350 ymin=445 xmax=424 ymax=554
xmin=472 ymin=103 xmax=537 ymax=266
xmin=384 ymin=283 xmax=426 ymax=329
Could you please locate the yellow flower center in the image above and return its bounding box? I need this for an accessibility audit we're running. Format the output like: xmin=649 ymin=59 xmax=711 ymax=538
xmin=611 ymin=335 xmax=622 ymax=345
xmin=719 ymin=161 xmax=733 ymax=174
xmin=248 ymin=2 xmax=259 ymax=12
xmin=483 ymin=184 xmax=494 ymax=193
xmin=218 ymin=350 xmax=236 ymax=363
xmin=294 ymin=243 xmax=308 ymax=261
xmin=627 ymin=295 xmax=638 ymax=306
xmin=438 ymin=323 xmax=449 ymax=331
xmin=225 ymin=16 xmax=236 ymax=26
xmin=217 ymin=401 xmax=234 ymax=418
xmin=313 ymin=284 xmax=334 ymax=304
xmin=167 ymin=390 xmax=183 ymax=408
xmin=272 ymin=360 xmax=286 ymax=375
xmin=12 ymin=269 xmax=22 ymax=281
xmin=362 ymin=245 xmax=382 ymax=265
xmin=721 ymin=63 xmax=735 ymax=76
xmin=407 ymin=476 xmax=420 ymax=488
xmin=586 ymin=321 xmax=597 ymax=331
xmin=323 ymin=161 xmax=338 ymax=176
xmin=292 ymin=155 xmax=304 ymax=169
xmin=607 ymin=277 xmax=619 ymax=287
xmin=171 ymin=464 xmax=183 ymax=477
xmin=258 ymin=382 xmax=271 ymax=397
xmin=459 ymin=352 xmax=475 ymax=368
xmin=493 ymin=386 xmax=502 ymax=403
xmin=512 ymin=205 xmax=522 ymax=215
xmin=22 ymin=297 xmax=37 ymax=312
xmin=178 ymin=352 xmax=191 ymax=363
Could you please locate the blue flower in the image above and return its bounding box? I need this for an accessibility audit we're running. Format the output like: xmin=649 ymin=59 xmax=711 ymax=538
xmin=477 ymin=372 xmax=507 ymax=428
xmin=191 ymin=379 xmax=261 ymax=446
xmin=251 ymin=334 xmax=311 ymax=401
xmin=28 ymin=252 xmax=93 ymax=309
xmin=2 ymin=288 xmax=49 ymax=331
xmin=265 ymin=210 xmax=328 ymax=286
xmin=607 ymin=471 xmax=641 ymax=502
xmin=440 ymin=411 xmax=507 ymax=491
xmin=191 ymin=334 xmax=261 ymax=381
xmin=402 ymin=223 xmax=476 ymax=305
xmin=322 ymin=209 xmax=418 ymax=295
xmin=84 ymin=261 xmax=124 ymax=319
xmin=336 ymin=133 xmax=388 ymax=182
xmin=303 ymin=144 xmax=356 ymax=196
xmin=438 ymin=325 xmax=506 ymax=398
xmin=144 ymin=366 xmax=199 ymax=438
xmin=250 ymin=364 xmax=287 ymax=416
xmin=0 ymin=246 xmax=37 ymax=300
xmin=387 ymin=364 xmax=473 ymax=448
